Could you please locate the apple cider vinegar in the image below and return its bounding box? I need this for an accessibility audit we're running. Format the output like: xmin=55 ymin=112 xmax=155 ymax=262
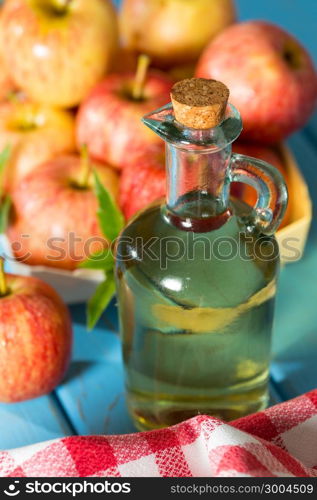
xmin=115 ymin=79 xmax=288 ymax=430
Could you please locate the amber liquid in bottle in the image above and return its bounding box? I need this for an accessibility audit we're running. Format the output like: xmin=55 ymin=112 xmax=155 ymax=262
xmin=116 ymin=194 xmax=279 ymax=430
xmin=115 ymin=90 xmax=287 ymax=431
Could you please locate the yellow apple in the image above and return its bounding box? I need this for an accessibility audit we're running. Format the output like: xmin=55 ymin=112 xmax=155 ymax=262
xmin=0 ymin=96 xmax=76 ymax=190
xmin=0 ymin=0 xmax=118 ymax=107
xmin=0 ymin=48 xmax=15 ymax=101
xmin=120 ymin=0 xmax=236 ymax=67
xmin=0 ymin=8 xmax=16 ymax=100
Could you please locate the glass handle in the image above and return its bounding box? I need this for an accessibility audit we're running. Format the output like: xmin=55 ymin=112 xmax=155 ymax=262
xmin=230 ymin=153 xmax=288 ymax=235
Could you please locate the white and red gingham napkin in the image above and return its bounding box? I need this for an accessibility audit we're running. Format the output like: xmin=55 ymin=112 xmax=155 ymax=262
xmin=1 ymin=390 xmax=317 ymax=477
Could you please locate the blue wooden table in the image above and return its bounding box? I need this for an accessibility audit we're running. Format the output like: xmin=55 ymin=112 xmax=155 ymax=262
xmin=0 ymin=0 xmax=316 ymax=450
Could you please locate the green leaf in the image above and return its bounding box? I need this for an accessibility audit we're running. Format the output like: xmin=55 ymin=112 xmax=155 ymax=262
xmin=0 ymin=195 xmax=11 ymax=234
xmin=0 ymin=146 xmax=10 ymax=171
xmin=79 ymin=248 xmax=114 ymax=271
xmin=87 ymin=272 xmax=116 ymax=330
xmin=0 ymin=146 xmax=11 ymax=198
xmin=85 ymin=173 xmax=124 ymax=330
xmin=93 ymin=171 xmax=124 ymax=242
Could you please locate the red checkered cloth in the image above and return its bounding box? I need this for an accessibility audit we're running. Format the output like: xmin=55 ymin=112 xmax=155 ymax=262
xmin=1 ymin=390 xmax=317 ymax=477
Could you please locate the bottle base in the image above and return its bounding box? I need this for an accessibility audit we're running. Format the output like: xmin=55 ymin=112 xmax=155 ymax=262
xmin=127 ymin=386 xmax=269 ymax=431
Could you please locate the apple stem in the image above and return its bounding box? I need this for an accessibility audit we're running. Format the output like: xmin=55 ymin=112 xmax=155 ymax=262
xmin=0 ymin=258 xmax=7 ymax=297
xmin=79 ymin=144 xmax=91 ymax=188
xmin=132 ymin=55 xmax=151 ymax=101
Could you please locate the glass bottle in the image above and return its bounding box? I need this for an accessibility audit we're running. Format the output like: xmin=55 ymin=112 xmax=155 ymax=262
xmin=115 ymin=83 xmax=288 ymax=431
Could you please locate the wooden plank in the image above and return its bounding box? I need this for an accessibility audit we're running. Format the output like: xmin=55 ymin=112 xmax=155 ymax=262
xmin=269 ymin=382 xmax=284 ymax=407
xmin=271 ymin=132 xmax=317 ymax=400
xmin=0 ymin=395 xmax=73 ymax=450
xmin=55 ymin=301 xmax=135 ymax=436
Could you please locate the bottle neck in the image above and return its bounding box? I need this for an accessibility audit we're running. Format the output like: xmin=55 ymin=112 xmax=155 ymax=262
xmin=166 ymin=143 xmax=232 ymax=222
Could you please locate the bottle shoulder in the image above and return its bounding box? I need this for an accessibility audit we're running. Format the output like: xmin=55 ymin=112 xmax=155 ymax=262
xmin=118 ymin=198 xmax=279 ymax=247
xmin=116 ymin=199 xmax=279 ymax=308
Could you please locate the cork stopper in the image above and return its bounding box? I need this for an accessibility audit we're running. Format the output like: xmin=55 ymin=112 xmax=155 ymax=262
xmin=171 ymin=78 xmax=230 ymax=129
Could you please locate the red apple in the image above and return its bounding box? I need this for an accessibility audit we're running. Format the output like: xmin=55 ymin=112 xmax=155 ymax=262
xmin=233 ymin=142 xmax=291 ymax=228
xmin=233 ymin=143 xmax=286 ymax=175
xmin=0 ymin=0 xmax=118 ymax=108
xmin=196 ymin=21 xmax=317 ymax=144
xmin=120 ymin=0 xmax=235 ymax=68
xmin=76 ymin=62 xmax=173 ymax=169
xmin=120 ymin=147 xmax=166 ymax=219
xmin=0 ymin=267 xmax=72 ymax=403
xmin=7 ymin=154 xmax=119 ymax=270
xmin=0 ymin=95 xmax=76 ymax=191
